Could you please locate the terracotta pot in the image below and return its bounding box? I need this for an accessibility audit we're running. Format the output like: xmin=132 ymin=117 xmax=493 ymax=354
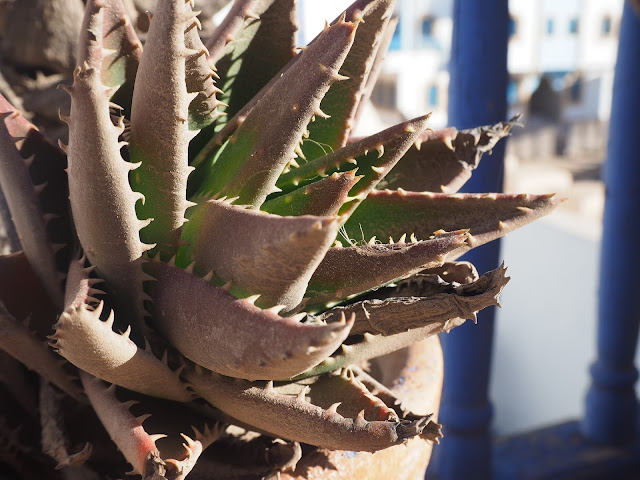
xmin=281 ymin=335 xmax=443 ymax=480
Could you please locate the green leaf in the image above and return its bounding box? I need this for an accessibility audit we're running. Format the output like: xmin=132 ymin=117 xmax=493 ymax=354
xmin=196 ymin=19 xmax=357 ymax=207
xmin=128 ymin=0 xmax=202 ymax=259
xmin=205 ymin=0 xmax=260 ymax=63
xmin=302 ymin=0 xmax=396 ymax=160
xmin=343 ymin=190 xmax=562 ymax=259
xmin=212 ymin=0 xmax=297 ymax=124
xmin=192 ymin=0 xmax=298 ymax=168
xmin=276 ymin=114 xmax=429 ymax=221
xmin=261 ymin=170 xmax=359 ymax=217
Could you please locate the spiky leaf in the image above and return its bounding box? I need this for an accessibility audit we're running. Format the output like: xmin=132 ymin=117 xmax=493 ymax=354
xmin=180 ymin=199 xmax=338 ymax=310
xmin=196 ymin=19 xmax=357 ymax=206
xmin=187 ymin=367 xmax=433 ymax=452
xmin=305 ymin=230 xmax=469 ymax=306
xmin=80 ymin=372 xmax=223 ymax=479
xmin=0 ymin=94 xmax=71 ymax=275
xmin=261 ymin=171 xmax=359 ymax=217
xmin=0 ymin=111 xmax=65 ymax=309
xmin=129 ymin=0 xmax=200 ymax=258
xmin=101 ymin=0 xmax=143 ymax=115
xmin=80 ymin=372 xmax=167 ymax=478
xmin=343 ymin=190 xmax=562 ymax=260
xmin=212 ymin=0 xmax=297 ymax=123
xmin=185 ymin=5 xmax=223 ymax=130
xmin=316 ymin=263 xmax=509 ymax=336
xmin=302 ymin=0 xmax=396 ymax=160
xmin=383 ymin=117 xmax=521 ymax=193
xmin=205 ymin=0 xmax=260 ymax=63
xmin=148 ymin=261 xmax=353 ymax=381
xmin=63 ymin=1 xmax=148 ymax=336
xmin=51 ymin=256 xmax=191 ymax=402
xmin=192 ymin=0 xmax=298 ymax=167
xmin=276 ymin=116 xmax=429 ymax=200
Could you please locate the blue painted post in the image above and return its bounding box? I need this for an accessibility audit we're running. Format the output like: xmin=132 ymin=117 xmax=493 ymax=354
xmin=582 ymin=1 xmax=640 ymax=446
xmin=428 ymin=1 xmax=509 ymax=479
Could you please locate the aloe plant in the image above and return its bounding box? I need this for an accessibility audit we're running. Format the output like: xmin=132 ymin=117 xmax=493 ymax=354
xmin=0 ymin=0 xmax=560 ymax=478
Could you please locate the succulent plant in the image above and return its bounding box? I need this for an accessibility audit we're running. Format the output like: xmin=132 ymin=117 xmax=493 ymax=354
xmin=0 ymin=0 xmax=560 ymax=478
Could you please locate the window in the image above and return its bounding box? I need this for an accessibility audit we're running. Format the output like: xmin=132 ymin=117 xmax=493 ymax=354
xmin=390 ymin=19 xmax=401 ymax=50
xmin=422 ymin=17 xmax=434 ymax=37
xmin=569 ymin=18 xmax=579 ymax=34
xmin=372 ymin=79 xmax=397 ymax=109
xmin=546 ymin=18 xmax=555 ymax=35
xmin=509 ymin=16 xmax=518 ymax=38
xmin=507 ymin=78 xmax=519 ymax=104
xmin=421 ymin=16 xmax=440 ymax=48
xmin=601 ymin=16 xmax=612 ymax=36
xmin=570 ymin=76 xmax=582 ymax=103
xmin=428 ymin=85 xmax=438 ymax=108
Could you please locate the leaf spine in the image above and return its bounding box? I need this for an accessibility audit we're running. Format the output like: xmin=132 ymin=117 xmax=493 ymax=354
xmin=297 ymin=386 xmax=310 ymax=402
xmin=244 ymin=294 xmax=260 ymax=305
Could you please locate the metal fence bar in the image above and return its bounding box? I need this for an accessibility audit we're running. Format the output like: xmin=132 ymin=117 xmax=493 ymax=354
xmin=428 ymin=0 xmax=509 ymax=478
xmin=582 ymin=1 xmax=640 ymax=446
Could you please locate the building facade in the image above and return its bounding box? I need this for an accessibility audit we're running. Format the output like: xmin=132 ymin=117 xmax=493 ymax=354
xmin=297 ymin=0 xmax=622 ymax=131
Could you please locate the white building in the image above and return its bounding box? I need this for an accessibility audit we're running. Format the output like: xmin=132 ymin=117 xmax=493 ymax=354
xmin=298 ymin=0 xmax=622 ymax=130
xmin=297 ymin=0 xmax=452 ymax=128
xmin=508 ymin=0 xmax=622 ymax=123
xmin=372 ymin=0 xmax=453 ymax=128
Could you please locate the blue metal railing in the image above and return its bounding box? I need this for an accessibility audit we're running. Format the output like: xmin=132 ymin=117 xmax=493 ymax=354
xmin=429 ymin=1 xmax=640 ymax=478
xmin=582 ymin=0 xmax=640 ymax=446
xmin=429 ymin=1 xmax=509 ymax=479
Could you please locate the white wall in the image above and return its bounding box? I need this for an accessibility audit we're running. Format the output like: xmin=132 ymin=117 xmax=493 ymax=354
xmin=491 ymin=204 xmax=640 ymax=436
xmin=564 ymin=73 xmax=611 ymax=122
xmin=508 ymin=0 xmax=540 ymax=74
xmin=596 ymin=69 xmax=615 ymax=120
xmin=381 ymin=0 xmax=453 ymax=127
xmin=383 ymin=49 xmax=449 ymax=127
xmin=490 ymin=214 xmax=601 ymax=435
xmin=578 ymin=0 xmax=623 ymax=72
xmin=538 ymin=0 xmax=581 ymax=72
